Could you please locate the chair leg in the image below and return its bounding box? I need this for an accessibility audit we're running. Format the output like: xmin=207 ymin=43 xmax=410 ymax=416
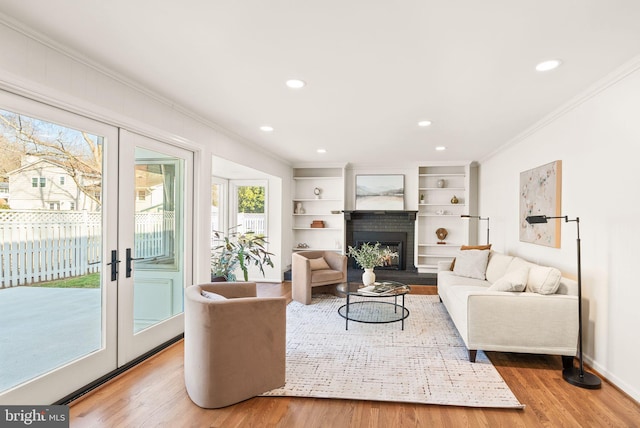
xmin=469 ymin=350 xmax=477 ymax=362
xmin=562 ymin=355 xmax=575 ymax=370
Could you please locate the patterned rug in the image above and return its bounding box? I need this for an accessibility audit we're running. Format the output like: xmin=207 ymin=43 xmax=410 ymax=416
xmin=262 ymin=294 xmax=525 ymax=408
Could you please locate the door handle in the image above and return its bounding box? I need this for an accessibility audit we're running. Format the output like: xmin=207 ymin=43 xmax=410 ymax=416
xmin=106 ymin=250 xmax=120 ymax=281
xmin=126 ymin=248 xmax=148 ymax=278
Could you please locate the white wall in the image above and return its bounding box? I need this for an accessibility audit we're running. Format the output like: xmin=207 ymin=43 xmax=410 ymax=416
xmin=0 ymin=21 xmax=292 ymax=283
xmin=479 ymin=59 xmax=640 ymax=401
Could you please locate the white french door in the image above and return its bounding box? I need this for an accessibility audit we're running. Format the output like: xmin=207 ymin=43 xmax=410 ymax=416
xmin=117 ymin=131 xmax=192 ymax=364
xmin=0 ymin=92 xmax=193 ymax=404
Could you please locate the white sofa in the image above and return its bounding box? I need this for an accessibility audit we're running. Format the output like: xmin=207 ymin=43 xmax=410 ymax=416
xmin=437 ymin=250 xmax=579 ymax=364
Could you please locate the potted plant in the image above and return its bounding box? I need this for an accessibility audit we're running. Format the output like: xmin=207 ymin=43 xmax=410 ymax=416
xmin=347 ymin=241 xmax=398 ymax=285
xmin=211 ymin=226 xmax=275 ymax=281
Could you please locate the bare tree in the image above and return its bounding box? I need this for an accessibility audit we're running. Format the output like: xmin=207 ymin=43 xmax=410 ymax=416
xmin=0 ymin=110 xmax=103 ymax=205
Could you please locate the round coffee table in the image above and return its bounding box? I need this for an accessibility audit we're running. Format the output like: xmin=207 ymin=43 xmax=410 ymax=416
xmin=337 ymin=281 xmax=410 ymax=330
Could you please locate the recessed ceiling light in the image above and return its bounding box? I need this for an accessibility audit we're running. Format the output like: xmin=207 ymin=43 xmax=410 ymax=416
xmin=418 ymin=120 xmax=432 ymax=127
xmin=260 ymin=125 xmax=274 ymax=132
xmin=286 ymin=79 xmax=306 ymax=89
xmin=535 ymin=59 xmax=562 ymax=72
xmin=435 ymin=146 xmax=446 ymax=151
xmin=317 ymin=148 xmax=326 ymax=154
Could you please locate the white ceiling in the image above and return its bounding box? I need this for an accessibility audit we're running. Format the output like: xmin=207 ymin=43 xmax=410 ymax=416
xmin=1 ymin=1 xmax=640 ymax=166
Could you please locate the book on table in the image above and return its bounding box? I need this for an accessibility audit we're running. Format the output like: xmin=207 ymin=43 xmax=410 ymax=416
xmin=358 ymin=282 xmax=408 ymax=296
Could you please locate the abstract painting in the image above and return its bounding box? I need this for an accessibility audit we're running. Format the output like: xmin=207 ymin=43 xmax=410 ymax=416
xmin=519 ymin=160 xmax=562 ymax=247
xmin=355 ymin=175 xmax=404 ymax=210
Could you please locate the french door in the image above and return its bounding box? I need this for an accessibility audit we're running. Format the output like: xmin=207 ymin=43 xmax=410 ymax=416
xmin=117 ymin=131 xmax=192 ymax=365
xmin=0 ymin=91 xmax=192 ymax=404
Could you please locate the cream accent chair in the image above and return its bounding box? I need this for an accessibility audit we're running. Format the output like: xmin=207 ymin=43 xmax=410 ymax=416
xmin=184 ymin=282 xmax=286 ymax=408
xmin=292 ymin=251 xmax=347 ymax=305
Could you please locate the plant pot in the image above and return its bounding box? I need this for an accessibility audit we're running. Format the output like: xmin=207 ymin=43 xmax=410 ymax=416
xmin=210 ymin=275 xmax=227 ymax=282
xmin=362 ymin=268 xmax=376 ymax=286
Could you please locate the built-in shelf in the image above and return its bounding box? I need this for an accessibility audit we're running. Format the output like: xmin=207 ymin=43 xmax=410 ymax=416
xmin=416 ymin=164 xmax=477 ymax=273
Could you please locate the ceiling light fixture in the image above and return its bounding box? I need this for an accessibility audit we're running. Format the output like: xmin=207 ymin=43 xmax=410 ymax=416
xmin=535 ymin=59 xmax=562 ymax=72
xmin=418 ymin=120 xmax=432 ymax=127
xmin=286 ymin=79 xmax=306 ymax=89
xmin=316 ymin=148 xmax=327 ymax=154
xmin=260 ymin=126 xmax=274 ymax=132
xmin=435 ymin=146 xmax=446 ymax=151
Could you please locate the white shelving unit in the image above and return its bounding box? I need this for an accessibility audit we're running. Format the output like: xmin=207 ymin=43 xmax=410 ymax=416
xmin=292 ymin=166 xmax=345 ymax=253
xmin=416 ymin=163 xmax=477 ymax=272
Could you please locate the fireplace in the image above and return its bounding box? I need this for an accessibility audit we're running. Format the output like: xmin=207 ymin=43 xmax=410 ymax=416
xmin=353 ymin=232 xmax=405 ymax=270
xmin=344 ymin=210 xmax=417 ymax=272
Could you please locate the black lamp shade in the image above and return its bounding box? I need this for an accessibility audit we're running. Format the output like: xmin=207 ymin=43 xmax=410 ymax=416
xmin=526 ymin=215 xmax=548 ymax=224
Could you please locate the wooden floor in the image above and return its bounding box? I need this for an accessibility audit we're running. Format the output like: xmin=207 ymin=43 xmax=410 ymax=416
xmin=69 ymin=283 xmax=640 ymax=428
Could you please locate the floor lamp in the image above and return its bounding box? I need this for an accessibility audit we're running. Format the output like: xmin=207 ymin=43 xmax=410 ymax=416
xmin=461 ymin=215 xmax=490 ymax=245
xmin=525 ymin=214 xmax=602 ymax=389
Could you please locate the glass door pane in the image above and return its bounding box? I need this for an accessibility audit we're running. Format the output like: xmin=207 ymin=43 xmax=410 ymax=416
xmin=132 ymin=153 xmax=183 ymax=333
xmin=0 ymin=92 xmax=118 ymax=404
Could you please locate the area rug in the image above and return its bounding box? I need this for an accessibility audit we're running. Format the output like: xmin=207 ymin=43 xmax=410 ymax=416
xmin=262 ymin=294 xmax=524 ymax=409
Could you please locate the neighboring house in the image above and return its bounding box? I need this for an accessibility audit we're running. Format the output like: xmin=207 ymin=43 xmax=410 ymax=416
xmin=7 ymin=156 xmax=100 ymax=211
xmin=0 ymin=181 xmax=8 ymax=206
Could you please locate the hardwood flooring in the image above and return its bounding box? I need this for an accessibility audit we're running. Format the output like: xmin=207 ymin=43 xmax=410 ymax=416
xmin=69 ymin=283 xmax=640 ymax=427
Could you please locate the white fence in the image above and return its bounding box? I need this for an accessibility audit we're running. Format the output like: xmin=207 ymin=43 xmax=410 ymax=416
xmin=0 ymin=210 xmax=173 ymax=288
xmin=210 ymin=212 xmax=266 ymax=248
xmin=0 ymin=210 xmax=101 ymax=288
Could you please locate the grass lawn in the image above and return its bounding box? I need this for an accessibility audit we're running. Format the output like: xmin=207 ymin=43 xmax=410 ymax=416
xmin=28 ymin=272 xmax=101 ymax=288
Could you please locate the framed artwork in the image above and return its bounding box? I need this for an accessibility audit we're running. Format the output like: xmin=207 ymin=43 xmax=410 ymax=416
xmin=355 ymin=174 xmax=404 ymax=210
xmin=519 ymin=160 xmax=562 ymax=247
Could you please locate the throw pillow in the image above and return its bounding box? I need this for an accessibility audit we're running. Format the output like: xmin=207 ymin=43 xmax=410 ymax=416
xmin=452 ymin=249 xmax=490 ymax=280
xmin=526 ymin=266 xmax=562 ymax=294
xmin=201 ymin=290 xmax=227 ymax=301
xmin=309 ymin=257 xmax=331 ymax=271
xmin=450 ymin=244 xmax=492 ymax=270
xmin=488 ymin=267 xmax=529 ymax=292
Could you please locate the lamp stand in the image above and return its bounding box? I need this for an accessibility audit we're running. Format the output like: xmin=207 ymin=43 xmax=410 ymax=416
xmin=563 ymin=218 xmax=601 ymax=389
xmin=525 ymin=215 xmax=601 ymax=389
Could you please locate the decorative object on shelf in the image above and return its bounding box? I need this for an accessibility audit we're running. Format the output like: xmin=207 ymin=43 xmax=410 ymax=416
xmin=436 ymin=228 xmax=448 ymax=244
xmin=296 ymin=243 xmax=309 ymax=248
xmin=211 ymin=226 xmax=274 ymax=281
xmin=520 ymin=160 xmax=562 ymax=248
xmin=295 ymin=202 xmax=304 ymax=214
xmin=436 ymin=209 xmax=445 ymax=215
xmin=461 ymin=215 xmax=491 ymax=245
xmin=437 ymin=179 xmax=445 ymax=188
xmin=347 ymin=242 xmax=399 ymax=286
xmin=331 ymin=210 xmax=341 ymax=214
xmin=314 ymin=187 xmax=322 ymax=199
xmin=420 ymin=194 xmax=425 ymax=204
xmin=310 ymin=220 xmax=325 ymax=228
xmin=355 ymin=174 xmax=404 ymax=210
xmin=525 ymin=214 xmax=601 ymax=390
xmin=450 ymin=195 xmax=459 ymax=204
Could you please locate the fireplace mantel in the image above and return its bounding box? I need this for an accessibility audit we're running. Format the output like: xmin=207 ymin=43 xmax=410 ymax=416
xmin=343 ymin=210 xmax=418 ymax=221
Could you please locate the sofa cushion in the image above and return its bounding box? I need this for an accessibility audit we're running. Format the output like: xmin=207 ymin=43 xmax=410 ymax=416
xmin=485 ymin=252 xmax=515 ymax=283
xmin=311 ymin=269 xmax=343 ymax=283
xmin=526 ymin=266 xmax=562 ymax=294
xmin=450 ymin=244 xmax=492 ymax=270
xmin=309 ymin=257 xmax=331 ymax=271
xmin=201 ymin=290 xmax=227 ymax=301
xmin=452 ymin=249 xmax=490 ymax=280
xmin=488 ymin=267 xmax=529 ymax=292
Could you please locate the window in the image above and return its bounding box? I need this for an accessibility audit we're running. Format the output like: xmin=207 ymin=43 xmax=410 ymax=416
xmin=48 ymin=202 xmax=60 ymax=210
xmin=32 ymin=177 xmax=46 ymax=187
xmin=69 ymin=202 xmax=75 ymax=210
xmin=137 ymin=190 xmax=146 ymax=201
xmin=59 ymin=176 xmax=65 ymax=185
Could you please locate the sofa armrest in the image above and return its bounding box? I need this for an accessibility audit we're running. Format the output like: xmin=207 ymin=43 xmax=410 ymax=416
xmin=324 ymin=251 xmax=347 ymax=274
xmin=466 ymin=292 xmax=579 ymax=354
xmin=437 ymin=261 xmax=452 ymax=272
xmin=292 ymin=253 xmax=312 ymax=287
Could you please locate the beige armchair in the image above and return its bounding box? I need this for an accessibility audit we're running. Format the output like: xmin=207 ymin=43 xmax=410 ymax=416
xmin=292 ymin=251 xmax=347 ymax=305
xmin=184 ymin=282 xmax=286 ymax=408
